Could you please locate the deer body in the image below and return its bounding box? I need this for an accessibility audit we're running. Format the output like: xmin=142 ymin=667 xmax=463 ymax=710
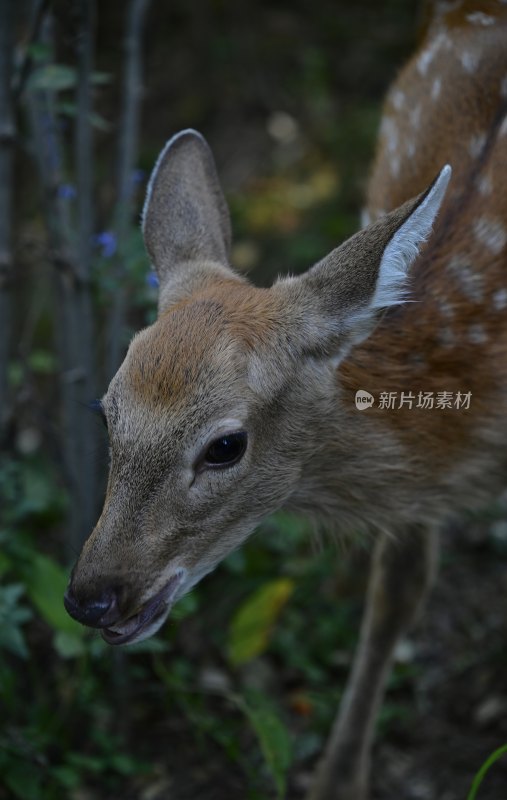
xmin=65 ymin=5 xmax=507 ymax=799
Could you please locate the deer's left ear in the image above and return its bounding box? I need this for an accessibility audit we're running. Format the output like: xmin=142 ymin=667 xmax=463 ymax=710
xmin=275 ymin=165 xmax=451 ymax=361
xmin=142 ymin=130 xmax=238 ymax=312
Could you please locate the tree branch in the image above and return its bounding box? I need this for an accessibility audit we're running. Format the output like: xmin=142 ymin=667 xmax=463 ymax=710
xmin=0 ymin=0 xmax=16 ymax=438
xmin=107 ymin=0 xmax=152 ymax=378
xmin=12 ymin=0 xmax=50 ymax=100
xmin=26 ymin=7 xmax=99 ymax=553
xmin=74 ymin=0 xmax=99 ymax=538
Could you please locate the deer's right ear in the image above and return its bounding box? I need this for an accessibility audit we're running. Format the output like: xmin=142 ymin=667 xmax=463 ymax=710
xmin=272 ymin=165 xmax=451 ymax=363
xmin=142 ymin=130 xmax=234 ymax=311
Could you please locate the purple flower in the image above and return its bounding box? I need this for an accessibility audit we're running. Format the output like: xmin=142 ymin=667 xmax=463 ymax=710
xmin=58 ymin=183 xmax=76 ymax=200
xmin=146 ymin=271 xmax=159 ymax=288
xmin=94 ymin=231 xmax=117 ymax=258
xmin=130 ymin=168 xmax=146 ymax=186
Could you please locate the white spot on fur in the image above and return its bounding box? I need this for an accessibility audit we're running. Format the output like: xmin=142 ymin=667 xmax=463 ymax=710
xmin=416 ymin=32 xmax=449 ymax=75
xmin=437 ymin=0 xmax=461 ymax=10
xmin=438 ymin=327 xmax=455 ymax=347
xmin=492 ymin=288 xmax=507 ymax=311
xmin=473 ymin=217 xmax=507 ymax=254
xmin=417 ymin=49 xmax=434 ymax=76
xmin=406 ymin=139 xmax=416 ymax=157
xmin=447 ymin=256 xmax=484 ymax=302
xmin=468 ymin=133 xmax=486 ymax=158
xmin=381 ymin=116 xmax=399 ymax=153
xmin=390 ymin=154 xmax=401 ymax=177
xmin=467 ymin=324 xmax=488 ymax=344
xmin=499 ymin=115 xmax=507 ymax=137
xmin=371 ymin=165 xmax=452 ymax=310
xmin=431 ymin=77 xmax=442 ymax=100
xmin=460 ymin=50 xmax=480 ymax=73
xmin=466 ymin=11 xmax=495 ymax=25
xmin=437 ymin=298 xmax=454 ymax=319
xmin=477 ymin=174 xmax=493 ymax=196
xmin=409 ymin=104 xmax=422 ymax=129
xmin=391 ymin=89 xmax=405 ymax=110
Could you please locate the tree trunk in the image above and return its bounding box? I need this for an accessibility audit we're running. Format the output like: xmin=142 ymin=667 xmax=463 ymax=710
xmin=107 ymin=0 xmax=152 ymax=378
xmin=0 ymin=0 xmax=16 ymax=440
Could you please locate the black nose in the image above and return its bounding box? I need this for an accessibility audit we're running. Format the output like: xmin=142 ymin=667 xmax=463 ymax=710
xmin=64 ymin=584 xmax=119 ymax=628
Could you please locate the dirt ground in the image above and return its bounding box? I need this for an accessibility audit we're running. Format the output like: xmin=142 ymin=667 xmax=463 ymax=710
xmin=372 ymin=520 xmax=507 ymax=800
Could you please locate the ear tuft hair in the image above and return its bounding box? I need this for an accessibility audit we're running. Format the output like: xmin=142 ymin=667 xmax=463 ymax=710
xmin=371 ymin=164 xmax=451 ymax=310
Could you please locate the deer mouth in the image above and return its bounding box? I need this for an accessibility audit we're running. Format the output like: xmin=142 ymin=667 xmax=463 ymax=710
xmin=101 ymin=570 xmax=185 ymax=646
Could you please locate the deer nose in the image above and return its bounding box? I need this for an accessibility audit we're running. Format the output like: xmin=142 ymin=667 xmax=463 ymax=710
xmin=64 ymin=584 xmax=120 ymax=628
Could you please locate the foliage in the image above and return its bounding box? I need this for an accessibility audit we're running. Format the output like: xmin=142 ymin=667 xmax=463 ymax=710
xmin=236 ymin=690 xmax=293 ymax=799
xmin=228 ymin=577 xmax=295 ymax=666
xmin=0 ymin=583 xmax=32 ymax=658
xmin=0 ymin=454 xmax=147 ymax=798
xmin=467 ymin=744 xmax=507 ymax=800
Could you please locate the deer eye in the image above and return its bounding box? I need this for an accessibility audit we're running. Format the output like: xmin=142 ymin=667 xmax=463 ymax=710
xmin=203 ymin=432 xmax=247 ymax=468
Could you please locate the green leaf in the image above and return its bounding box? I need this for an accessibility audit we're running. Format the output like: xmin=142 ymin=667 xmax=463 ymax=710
xmin=11 ymin=461 xmax=66 ymax=520
xmin=128 ymin=636 xmax=168 ymax=654
xmin=28 ymin=349 xmax=56 ymax=374
xmin=0 ymin=584 xmax=32 ymax=658
xmin=171 ymin=591 xmax=199 ymax=620
xmin=237 ymin=691 xmax=292 ymax=799
xmin=28 ymin=64 xmax=77 ymax=92
xmin=0 ymin=622 xmax=29 ymax=659
xmin=228 ymin=578 xmax=294 ymax=666
xmin=467 ymin=744 xmax=507 ymax=800
xmin=51 ymin=765 xmax=81 ymax=790
xmin=89 ymin=112 xmax=113 ymax=132
xmin=4 ymin=761 xmax=41 ymax=800
xmin=22 ymin=553 xmax=85 ymax=638
xmin=7 ymin=360 xmax=23 ymax=388
xmin=0 ymin=550 xmax=11 ymax=576
xmin=223 ymin=548 xmax=247 ymax=574
xmin=58 ymin=101 xmax=112 ymax=131
xmin=91 ymin=71 xmax=112 ymax=85
xmin=27 ymin=42 xmax=52 ymax=63
xmin=54 ymin=630 xmax=86 ymax=658
xmin=109 ymin=753 xmax=140 ymax=775
xmin=67 ymin=752 xmax=105 ymax=774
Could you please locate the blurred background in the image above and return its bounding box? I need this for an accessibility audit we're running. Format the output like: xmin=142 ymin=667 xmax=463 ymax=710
xmin=1 ymin=1 xmax=507 ymax=798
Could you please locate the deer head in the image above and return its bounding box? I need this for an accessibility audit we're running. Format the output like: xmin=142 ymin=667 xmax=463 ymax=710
xmin=64 ymin=130 xmax=450 ymax=645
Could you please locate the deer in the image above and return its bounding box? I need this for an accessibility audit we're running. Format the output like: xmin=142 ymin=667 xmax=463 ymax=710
xmin=64 ymin=3 xmax=507 ymax=799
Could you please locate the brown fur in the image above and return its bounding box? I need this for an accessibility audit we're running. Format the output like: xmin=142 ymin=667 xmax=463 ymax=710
xmin=348 ymin=1 xmax=507 ymax=470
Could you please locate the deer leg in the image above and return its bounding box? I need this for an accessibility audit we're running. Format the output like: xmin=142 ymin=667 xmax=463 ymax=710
xmin=307 ymin=526 xmax=439 ymax=800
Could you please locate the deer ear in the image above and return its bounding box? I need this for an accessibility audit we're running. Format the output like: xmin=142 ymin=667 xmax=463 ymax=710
xmin=276 ymin=165 xmax=451 ymax=361
xmin=142 ymin=130 xmax=235 ymax=310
